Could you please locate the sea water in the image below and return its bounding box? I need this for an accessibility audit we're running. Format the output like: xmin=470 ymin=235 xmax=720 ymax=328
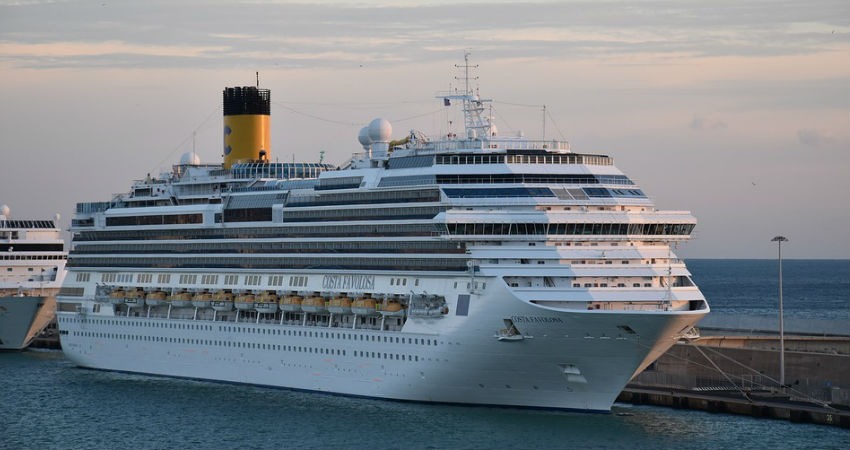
xmin=688 ymin=259 xmax=850 ymax=320
xmin=1 ymin=260 xmax=848 ymax=450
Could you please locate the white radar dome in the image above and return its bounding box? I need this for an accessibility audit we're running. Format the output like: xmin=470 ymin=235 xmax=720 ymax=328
xmin=368 ymin=118 xmax=392 ymax=143
xmin=180 ymin=152 xmax=201 ymax=165
xmin=0 ymin=204 xmax=9 ymax=217
xmin=358 ymin=126 xmax=373 ymax=148
xmin=489 ymin=123 xmax=498 ymax=136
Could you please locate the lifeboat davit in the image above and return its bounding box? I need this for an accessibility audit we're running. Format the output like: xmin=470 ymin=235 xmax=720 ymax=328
xmin=192 ymin=291 xmax=213 ymax=308
xmin=212 ymin=290 xmax=234 ymax=312
xmin=328 ymin=293 xmax=352 ymax=314
xmin=145 ymin=290 xmax=168 ymax=307
xmin=352 ymin=296 xmax=378 ymax=316
xmin=301 ymin=294 xmax=327 ymax=313
xmin=108 ymin=288 xmax=126 ymax=306
xmin=169 ymin=290 xmax=193 ymax=308
xmin=280 ymin=294 xmax=303 ymax=312
xmin=124 ymin=288 xmax=146 ymax=308
xmin=255 ymin=291 xmax=280 ymax=313
xmin=235 ymin=292 xmax=255 ymax=311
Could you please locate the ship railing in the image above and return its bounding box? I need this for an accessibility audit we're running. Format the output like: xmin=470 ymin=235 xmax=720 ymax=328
xmin=347 ymin=139 xmax=572 ymax=162
xmin=114 ymin=306 xmax=410 ymax=332
xmin=410 ymin=138 xmax=571 ymax=153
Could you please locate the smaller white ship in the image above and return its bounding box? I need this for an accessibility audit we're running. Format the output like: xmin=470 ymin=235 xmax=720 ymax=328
xmin=0 ymin=205 xmax=67 ymax=350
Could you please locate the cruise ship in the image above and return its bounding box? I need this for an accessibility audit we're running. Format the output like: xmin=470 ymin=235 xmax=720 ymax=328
xmin=1 ymin=205 xmax=67 ymax=350
xmin=57 ymin=58 xmax=709 ymax=411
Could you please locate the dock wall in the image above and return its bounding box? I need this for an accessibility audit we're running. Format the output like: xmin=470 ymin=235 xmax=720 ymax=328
xmin=618 ymin=334 xmax=850 ymax=428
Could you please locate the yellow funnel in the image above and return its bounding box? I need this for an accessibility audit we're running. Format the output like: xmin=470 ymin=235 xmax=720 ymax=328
xmin=223 ymin=86 xmax=270 ymax=169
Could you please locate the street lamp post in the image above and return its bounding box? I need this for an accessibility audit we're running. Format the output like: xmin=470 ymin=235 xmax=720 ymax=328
xmin=771 ymin=235 xmax=788 ymax=388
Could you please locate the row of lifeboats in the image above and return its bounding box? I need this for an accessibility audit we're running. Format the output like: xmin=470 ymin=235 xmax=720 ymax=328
xmin=106 ymin=288 xmax=406 ymax=316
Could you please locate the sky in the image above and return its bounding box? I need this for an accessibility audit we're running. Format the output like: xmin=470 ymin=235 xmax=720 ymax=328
xmin=0 ymin=0 xmax=848 ymax=259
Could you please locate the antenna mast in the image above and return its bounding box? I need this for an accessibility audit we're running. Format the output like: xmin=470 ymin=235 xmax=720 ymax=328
xmin=542 ymin=105 xmax=546 ymax=141
xmin=439 ymin=51 xmax=492 ymax=139
xmin=456 ymin=51 xmax=478 ymax=96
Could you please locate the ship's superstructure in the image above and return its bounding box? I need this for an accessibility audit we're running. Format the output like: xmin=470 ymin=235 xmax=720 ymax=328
xmin=1 ymin=206 xmax=67 ymax=350
xmin=57 ymin=58 xmax=708 ymax=411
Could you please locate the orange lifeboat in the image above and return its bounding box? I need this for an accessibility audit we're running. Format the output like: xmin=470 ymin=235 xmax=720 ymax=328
xmin=145 ymin=290 xmax=168 ymax=307
xmin=235 ymin=292 xmax=255 ymax=311
xmin=191 ymin=291 xmax=213 ymax=308
xmin=123 ymin=288 xmax=146 ymax=308
xmin=212 ymin=290 xmax=234 ymax=312
xmin=108 ymin=288 xmax=126 ymax=306
xmin=255 ymin=291 xmax=280 ymax=313
xmin=328 ymin=293 xmax=352 ymax=314
xmin=280 ymin=293 xmax=303 ymax=312
xmin=380 ymin=298 xmax=405 ymax=317
xmin=352 ymin=295 xmax=378 ymax=316
xmin=168 ymin=290 xmax=193 ymax=308
xmin=301 ymin=293 xmax=327 ymax=313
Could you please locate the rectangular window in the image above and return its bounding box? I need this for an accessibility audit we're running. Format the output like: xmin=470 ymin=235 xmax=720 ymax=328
xmin=455 ymin=294 xmax=470 ymax=316
xmin=179 ymin=274 xmax=198 ymax=284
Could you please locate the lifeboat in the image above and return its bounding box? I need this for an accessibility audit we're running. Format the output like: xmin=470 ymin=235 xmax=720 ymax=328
xmin=279 ymin=294 xmax=303 ymax=312
xmin=235 ymin=292 xmax=255 ymax=311
xmin=108 ymin=288 xmax=126 ymax=306
xmin=301 ymin=293 xmax=327 ymax=313
xmin=211 ymin=290 xmax=234 ymax=312
xmin=327 ymin=293 xmax=352 ymax=314
xmin=255 ymin=291 xmax=280 ymax=313
xmin=145 ymin=290 xmax=168 ymax=307
xmin=191 ymin=291 xmax=213 ymax=308
xmin=380 ymin=298 xmax=405 ymax=317
xmin=352 ymin=295 xmax=378 ymax=316
xmin=123 ymin=288 xmax=146 ymax=308
xmin=168 ymin=290 xmax=193 ymax=308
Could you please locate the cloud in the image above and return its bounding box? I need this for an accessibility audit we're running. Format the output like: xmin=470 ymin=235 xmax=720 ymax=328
xmin=797 ymin=128 xmax=834 ymax=146
xmin=0 ymin=1 xmax=848 ymax=69
xmin=0 ymin=40 xmax=228 ymax=58
xmin=690 ymin=114 xmax=727 ymax=130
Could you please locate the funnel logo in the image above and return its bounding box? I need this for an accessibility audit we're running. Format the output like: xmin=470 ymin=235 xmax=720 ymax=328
xmin=223 ymin=125 xmax=232 ymax=155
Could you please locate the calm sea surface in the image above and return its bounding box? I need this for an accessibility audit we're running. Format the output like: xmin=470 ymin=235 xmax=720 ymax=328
xmin=687 ymin=259 xmax=850 ymax=320
xmin=2 ymin=260 xmax=848 ymax=450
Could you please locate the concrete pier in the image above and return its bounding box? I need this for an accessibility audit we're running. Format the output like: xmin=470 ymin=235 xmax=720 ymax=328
xmin=617 ymin=318 xmax=850 ymax=428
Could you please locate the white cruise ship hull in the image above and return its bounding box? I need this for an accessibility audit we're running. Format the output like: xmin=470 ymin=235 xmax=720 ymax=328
xmin=0 ymin=294 xmax=56 ymax=351
xmin=58 ymin=279 xmax=704 ymax=411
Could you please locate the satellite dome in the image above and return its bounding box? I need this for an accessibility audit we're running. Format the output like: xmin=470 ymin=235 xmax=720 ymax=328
xmin=358 ymin=126 xmax=373 ymax=147
xmin=489 ymin=123 xmax=498 ymax=136
xmin=368 ymin=118 xmax=392 ymax=143
xmin=180 ymin=152 xmax=201 ymax=165
xmin=0 ymin=204 xmax=9 ymax=217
